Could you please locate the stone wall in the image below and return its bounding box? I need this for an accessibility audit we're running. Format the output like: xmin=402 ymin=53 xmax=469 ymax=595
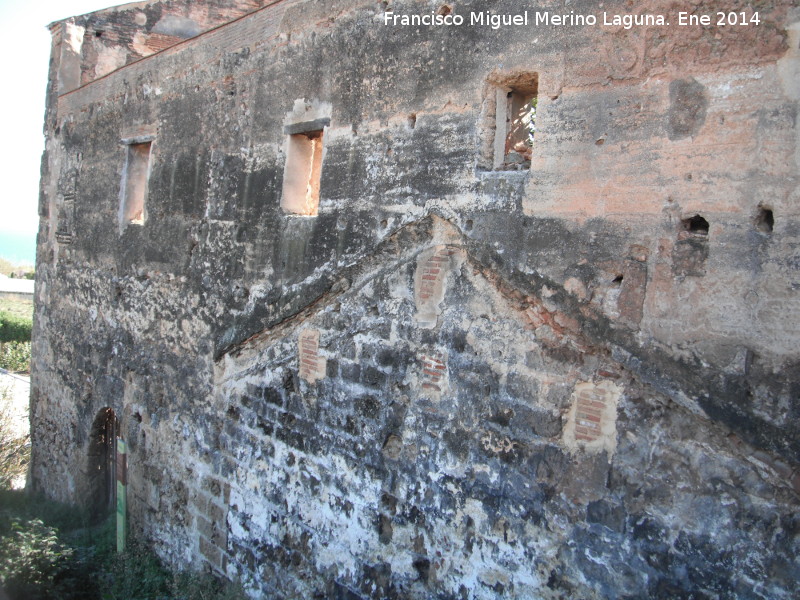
xmin=33 ymin=0 xmax=800 ymax=598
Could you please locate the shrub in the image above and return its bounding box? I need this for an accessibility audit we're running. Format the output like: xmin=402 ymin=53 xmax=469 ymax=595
xmin=0 ymin=342 xmax=31 ymax=373
xmin=0 ymin=313 xmax=32 ymax=345
xmin=0 ymin=490 xmax=248 ymax=600
xmin=0 ymin=517 xmax=74 ymax=599
xmin=0 ymin=385 xmax=29 ymax=490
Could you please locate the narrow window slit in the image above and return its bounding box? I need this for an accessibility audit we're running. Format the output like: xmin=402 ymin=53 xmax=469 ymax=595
xmin=119 ymin=140 xmax=152 ymax=231
xmin=282 ymin=129 xmax=324 ymax=216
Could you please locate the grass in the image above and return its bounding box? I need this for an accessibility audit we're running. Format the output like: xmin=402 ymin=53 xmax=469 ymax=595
xmin=0 ymin=296 xmax=33 ymax=373
xmin=0 ymin=387 xmax=246 ymax=600
xmin=0 ymin=298 xmax=33 ymax=322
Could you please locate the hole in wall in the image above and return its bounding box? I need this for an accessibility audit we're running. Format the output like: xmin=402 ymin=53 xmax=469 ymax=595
xmin=682 ymin=214 xmax=709 ymax=235
xmin=755 ymin=207 xmax=774 ymax=233
xmin=95 ymin=30 xmax=103 ymax=37
xmin=437 ymin=4 xmax=452 ymax=16
xmin=465 ymin=219 xmax=473 ymax=231
xmin=380 ymin=219 xmax=388 ymax=229
xmin=408 ymin=113 xmax=417 ymax=129
xmin=595 ymin=138 xmax=605 ymax=146
xmin=612 ymin=274 xmax=624 ymax=285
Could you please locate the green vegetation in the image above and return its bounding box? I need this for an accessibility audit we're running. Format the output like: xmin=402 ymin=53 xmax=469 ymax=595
xmin=0 ymin=390 xmax=246 ymax=599
xmin=0 ymin=297 xmax=33 ymax=321
xmin=0 ymin=310 xmax=33 ymax=373
xmin=0 ymin=312 xmax=32 ymax=345
xmin=0 ymin=494 xmax=247 ymax=600
xmin=0 ymin=342 xmax=31 ymax=374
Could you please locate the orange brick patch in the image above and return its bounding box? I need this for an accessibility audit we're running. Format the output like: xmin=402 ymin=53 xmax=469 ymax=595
xmin=299 ymin=329 xmax=326 ymax=383
xmin=420 ymin=353 xmax=447 ymax=392
xmin=574 ymin=389 xmax=606 ymax=442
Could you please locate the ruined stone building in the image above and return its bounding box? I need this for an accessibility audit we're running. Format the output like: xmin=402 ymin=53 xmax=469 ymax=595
xmin=33 ymin=0 xmax=800 ymax=597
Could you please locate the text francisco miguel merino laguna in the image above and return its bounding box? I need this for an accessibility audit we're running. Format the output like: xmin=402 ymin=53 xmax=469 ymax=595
xmin=383 ymin=9 xmax=748 ymax=30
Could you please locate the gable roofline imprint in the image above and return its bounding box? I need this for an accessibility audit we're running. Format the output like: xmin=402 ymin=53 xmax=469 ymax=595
xmin=215 ymin=212 xmax=800 ymax=466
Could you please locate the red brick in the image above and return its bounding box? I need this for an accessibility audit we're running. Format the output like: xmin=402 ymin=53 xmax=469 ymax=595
xmin=578 ymin=412 xmax=601 ymax=423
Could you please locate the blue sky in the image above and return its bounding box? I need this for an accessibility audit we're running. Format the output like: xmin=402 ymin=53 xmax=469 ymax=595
xmin=0 ymin=0 xmax=115 ymax=235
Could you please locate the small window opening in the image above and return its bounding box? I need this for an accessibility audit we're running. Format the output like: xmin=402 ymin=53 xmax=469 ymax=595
xmin=612 ymin=274 xmax=624 ymax=285
xmin=95 ymin=30 xmax=104 ymax=38
xmin=756 ymin=207 xmax=774 ymax=233
xmin=503 ymin=89 xmax=537 ymax=163
xmin=407 ymin=113 xmax=417 ymax=129
xmin=481 ymin=72 xmax=538 ymax=170
xmin=682 ymin=214 xmax=709 ymax=235
xmin=282 ymin=130 xmax=324 ymax=216
xmin=120 ymin=141 xmax=151 ymax=231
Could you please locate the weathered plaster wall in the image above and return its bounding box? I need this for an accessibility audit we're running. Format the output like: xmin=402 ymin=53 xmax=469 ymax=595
xmin=51 ymin=0 xmax=275 ymax=93
xmin=33 ymin=0 xmax=799 ymax=598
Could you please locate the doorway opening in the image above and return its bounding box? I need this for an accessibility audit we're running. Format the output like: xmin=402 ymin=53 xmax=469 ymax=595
xmin=88 ymin=407 xmax=121 ymax=521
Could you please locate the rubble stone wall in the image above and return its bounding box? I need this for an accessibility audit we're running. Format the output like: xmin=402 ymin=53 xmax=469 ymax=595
xmin=33 ymin=0 xmax=800 ymax=598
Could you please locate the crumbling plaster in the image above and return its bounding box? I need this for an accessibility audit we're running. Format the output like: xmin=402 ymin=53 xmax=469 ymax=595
xmin=33 ymin=0 xmax=800 ymax=598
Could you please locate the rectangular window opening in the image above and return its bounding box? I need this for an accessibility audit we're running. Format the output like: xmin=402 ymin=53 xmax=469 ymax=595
xmin=120 ymin=141 xmax=152 ymax=230
xmin=504 ymin=89 xmax=536 ymax=157
xmin=480 ymin=72 xmax=538 ymax=171
xmin=281 ymin=130 xmax=323 ymax=216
